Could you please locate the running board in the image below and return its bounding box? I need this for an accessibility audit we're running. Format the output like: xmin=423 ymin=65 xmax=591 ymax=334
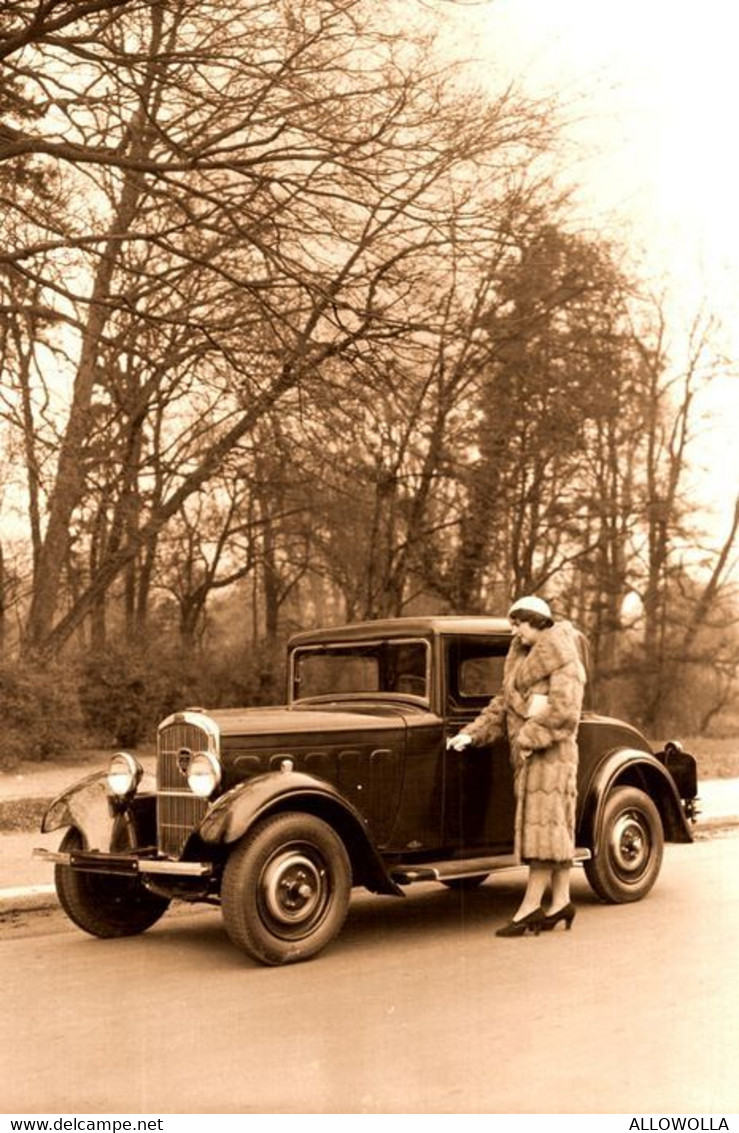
xmin=390 ymin=847 xmax=591 ymax=886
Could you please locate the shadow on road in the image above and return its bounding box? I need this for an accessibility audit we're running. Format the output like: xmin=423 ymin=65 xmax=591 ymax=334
xmin=338 ymin=871 xmax=600 ymax=950
xmin=132 ymin=871 xmax=601 ymax=966
xmin=2 ymin=869 xmax=603 ymax=971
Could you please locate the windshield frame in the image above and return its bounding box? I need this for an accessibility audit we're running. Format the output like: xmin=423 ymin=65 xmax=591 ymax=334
xmin=289 ymin=637 xmax=432 ymax=706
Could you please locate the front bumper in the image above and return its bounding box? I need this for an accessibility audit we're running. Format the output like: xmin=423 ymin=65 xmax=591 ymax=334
xmin=34 ymin=847 xmax=213 ymax=878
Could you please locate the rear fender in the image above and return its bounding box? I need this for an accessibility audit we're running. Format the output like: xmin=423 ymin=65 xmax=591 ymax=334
xmin=579 ymin=749 xmax=694 ymax=855
xmin=199 ymin=770 xmax=402 ymax=897
xmin=41 ymin=770 xmax=158 ymax=852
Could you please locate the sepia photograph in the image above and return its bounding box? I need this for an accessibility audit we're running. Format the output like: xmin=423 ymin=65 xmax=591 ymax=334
xmin=1 ymin=0 xmax=738 ymax=1120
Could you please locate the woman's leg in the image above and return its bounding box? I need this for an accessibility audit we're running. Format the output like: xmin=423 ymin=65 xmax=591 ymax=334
xmin=547 ymin=865 xmax=572 ymax=914
xmin=514 ymin=863 xmax=552 ymax=919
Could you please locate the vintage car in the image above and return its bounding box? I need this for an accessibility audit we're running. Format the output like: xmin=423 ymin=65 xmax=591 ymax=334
xmin=36 ymin=616 xmax=698 ymax=965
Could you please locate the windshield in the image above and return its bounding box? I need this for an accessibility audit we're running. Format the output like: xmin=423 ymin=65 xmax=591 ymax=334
xmin=291 ymin=639 xmax=430 ymax=701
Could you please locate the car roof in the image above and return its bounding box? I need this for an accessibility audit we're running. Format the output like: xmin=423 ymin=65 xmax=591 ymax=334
xmin=288 ymin=615 xmax=512 ymax=647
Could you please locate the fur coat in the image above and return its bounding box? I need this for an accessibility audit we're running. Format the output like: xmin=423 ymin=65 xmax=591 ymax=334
xmin=465 ymin=620 xmax=587 ymax=864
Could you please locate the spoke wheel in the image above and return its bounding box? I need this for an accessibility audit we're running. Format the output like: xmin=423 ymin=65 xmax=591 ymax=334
xmin=222 ymin=812 xmax=351 ymax=965
xmin=585 ymin=786 xmax=664 ymax=903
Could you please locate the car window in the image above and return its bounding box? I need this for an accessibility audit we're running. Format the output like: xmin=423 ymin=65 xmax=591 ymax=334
xmin=447 ymin=637 xmax=509 ymax=709
xmin=292 ymin=640 xmax=429 ymax=700
xmin=460 ymin=655 xmax=505 ymax=697
xmin=385 ymin=642 xmax=428 ymax=696
xmin=297 ymin=652 xmax=379 ymax=698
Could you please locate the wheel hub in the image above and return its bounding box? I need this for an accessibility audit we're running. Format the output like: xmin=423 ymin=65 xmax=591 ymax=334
xmin=611 ymin=812 xmax=649 ymax=874
xmin=262 ymin=850 xmax=326 ymax=926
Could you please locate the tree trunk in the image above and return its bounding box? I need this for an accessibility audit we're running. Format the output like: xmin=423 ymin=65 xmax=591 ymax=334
xmin=0 ymin=541 xmax=6 ymax=654
xmin=22 ymin=10 xmax=165 ymax=655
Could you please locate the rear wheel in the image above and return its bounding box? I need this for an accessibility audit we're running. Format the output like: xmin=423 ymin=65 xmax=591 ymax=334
xmin=55 ymin=825 xmax=170 ymax=937
xmin=585 ymin=786 xmax=664 ymax=903
xmin=221 ymin=812 xmax=351 ymax=965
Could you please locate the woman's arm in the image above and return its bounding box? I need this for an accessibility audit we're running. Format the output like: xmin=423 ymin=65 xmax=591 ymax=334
xmin=464 ymin=693 xmax=507 ymax=746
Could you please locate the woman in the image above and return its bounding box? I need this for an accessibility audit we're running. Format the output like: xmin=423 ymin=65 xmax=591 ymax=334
xmin=448 ymin=595 xmax=587 ymax=937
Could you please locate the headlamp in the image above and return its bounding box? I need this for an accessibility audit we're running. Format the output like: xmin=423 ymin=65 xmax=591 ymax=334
xmin=107 ymin=752 xmax=143 ymax=797
xmin=187 ymin=751 xmax=221 ymax=798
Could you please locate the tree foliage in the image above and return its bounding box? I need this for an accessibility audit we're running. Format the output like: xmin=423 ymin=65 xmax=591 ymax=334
xmin=1 ymin=0 xmax=737 ymax=748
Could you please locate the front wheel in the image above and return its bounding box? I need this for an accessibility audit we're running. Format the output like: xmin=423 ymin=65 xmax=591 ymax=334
xmin=221 ymin=812 xmax=352 ymax=965
xmin=55 ymin=826 xmax=170 ymax=937
xmin=584 ymin=786 xmax=664 ymax=903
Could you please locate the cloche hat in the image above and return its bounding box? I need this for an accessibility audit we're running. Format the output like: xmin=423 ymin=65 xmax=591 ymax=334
xmin=507 ymin=595 xmax=554 ymax=625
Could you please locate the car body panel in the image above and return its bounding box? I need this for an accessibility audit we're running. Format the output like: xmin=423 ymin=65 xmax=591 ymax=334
xmin=41 ymin=770 xmax=159 ymax=853
xmin=579 ymin=747 xmax=693 ymax=851
xmin=212 ymin=707 xmax=409 ymax=845
xmin=197 ymin=769 xmax=402 ymax=896
xmin=41 ymin=771 xmax=116 ymax=850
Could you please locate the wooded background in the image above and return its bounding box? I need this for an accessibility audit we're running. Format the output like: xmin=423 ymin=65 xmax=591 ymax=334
xmin=1 ymin=0 xmax=738 ymax=762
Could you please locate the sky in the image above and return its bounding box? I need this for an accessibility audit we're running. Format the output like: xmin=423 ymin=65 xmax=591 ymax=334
xmin=440 ymin=0 xmax=739 ymax=554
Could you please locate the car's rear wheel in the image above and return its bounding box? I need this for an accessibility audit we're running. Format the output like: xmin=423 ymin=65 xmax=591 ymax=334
xmin=221 ymin=812 xmax=352 ymax=965
xmin=55 ymin=826 xmax=170 ymax=937
xmin=585 ymin=785 xmax=664 ymax=903
xmin=442 ymin=873 xmax=489 ymax=891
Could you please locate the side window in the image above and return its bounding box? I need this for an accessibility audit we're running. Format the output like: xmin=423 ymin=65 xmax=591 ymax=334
xmin=385 ymin=641 xmax=428 ymax=698
xmin=460 ymin=655 xmax=504 ymax=697
xmin=447 ymin=638 xmax=509 ymax=712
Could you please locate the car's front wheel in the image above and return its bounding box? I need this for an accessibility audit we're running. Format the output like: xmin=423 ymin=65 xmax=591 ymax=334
xmin=55 ymin=826 xmax=170 ymax=937
xmin=221 ymin=812 xmax=352 ymax=965
xmin=585 ymin=785 xmax=664 ymax=903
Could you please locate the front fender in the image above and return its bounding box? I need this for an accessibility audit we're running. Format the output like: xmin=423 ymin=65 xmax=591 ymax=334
xmin=198 ymin=769 xmax=402 ymax=897
xmin=41 ymin=770 xmax=158 ymax=852
xmin=579 ymin=748 xmax=694 ymax=854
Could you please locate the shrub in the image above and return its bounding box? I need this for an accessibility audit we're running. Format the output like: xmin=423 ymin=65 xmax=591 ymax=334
xmin=197 ymin=638 xmax=285 ymax=709
xmin=77 ymin=639 xmax=212 ymax=747
xmin=0 ymin=661 xmax=84 ymax=769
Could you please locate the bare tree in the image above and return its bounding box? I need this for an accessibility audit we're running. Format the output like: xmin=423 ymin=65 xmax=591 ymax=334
xmin=1 ymin=0 xmax=556 ymax=657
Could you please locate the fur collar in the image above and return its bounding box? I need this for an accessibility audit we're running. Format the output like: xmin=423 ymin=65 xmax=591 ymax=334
xmin=506 ymin=620 xmax=581 ymax=689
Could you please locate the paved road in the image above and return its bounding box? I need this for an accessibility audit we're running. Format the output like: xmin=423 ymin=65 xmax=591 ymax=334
xmin=1 ymin=834 xmax=738 ymax=1115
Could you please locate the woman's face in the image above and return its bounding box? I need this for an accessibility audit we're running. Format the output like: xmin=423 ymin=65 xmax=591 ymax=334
xmin=510 ymin=618 xmax=541 ymax=647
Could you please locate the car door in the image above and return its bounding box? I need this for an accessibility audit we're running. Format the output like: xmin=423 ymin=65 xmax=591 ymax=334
xmin=442 ymin=635 xmax=516 ymax=853
xmin=381 ymin=711 xmax=446 ymax=853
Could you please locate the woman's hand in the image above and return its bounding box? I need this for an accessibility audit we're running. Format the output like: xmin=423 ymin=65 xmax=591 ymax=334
xmin=447 ymin=733 xmax=473 ymax=752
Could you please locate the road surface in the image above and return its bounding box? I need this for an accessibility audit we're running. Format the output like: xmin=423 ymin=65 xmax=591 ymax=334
xmin=1 ymin=832 xmax=737 ymax=1114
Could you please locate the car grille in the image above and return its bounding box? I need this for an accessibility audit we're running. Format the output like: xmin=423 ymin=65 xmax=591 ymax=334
xmin=157 ymin=718 xmax=213 ymax=858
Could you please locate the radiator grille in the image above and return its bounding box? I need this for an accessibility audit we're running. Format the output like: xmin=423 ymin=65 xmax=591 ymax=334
xmin=157 ymin=717 xmax=215 ymax=858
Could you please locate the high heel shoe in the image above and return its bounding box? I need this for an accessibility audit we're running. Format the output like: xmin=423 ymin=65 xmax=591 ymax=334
xmin=540 ymin=902 xmax=576 ymax=931
xmin=495 ymin=907 xmax=545 ymax=937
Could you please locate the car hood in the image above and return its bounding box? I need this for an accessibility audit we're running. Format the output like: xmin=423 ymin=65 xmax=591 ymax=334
xmin=208 ymin=703 xmax=414 ymax=738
